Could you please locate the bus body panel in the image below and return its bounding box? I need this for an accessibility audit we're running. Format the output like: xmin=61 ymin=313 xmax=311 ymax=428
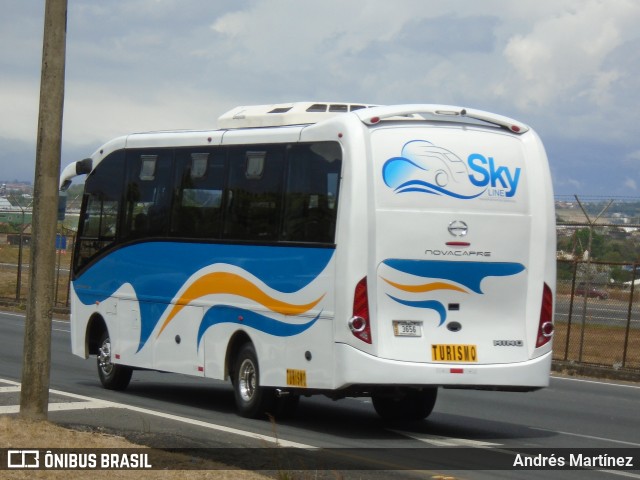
xmin=369 ymin=126 xmax=535 ymax=366
xmin=334 ymin=343 xmax=552 ymax=389
xmin=329 ymin=121 xmax=555 ymax=387
xmin=70 ymin=242 xmax=337 ymax=387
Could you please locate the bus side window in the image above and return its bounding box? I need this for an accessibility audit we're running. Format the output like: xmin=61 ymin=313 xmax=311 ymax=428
xmin=170 ymin=148 xmax=225 ymax=239
xmin=224 ymin=146 xmax=284 ymax=241
xmin=281 ymin=142 xmax=342 ymax=243
xmin=122 ymin=150 xmax=173 ymax=240
xmin=72 ymin=150 xmax=125 ymax=273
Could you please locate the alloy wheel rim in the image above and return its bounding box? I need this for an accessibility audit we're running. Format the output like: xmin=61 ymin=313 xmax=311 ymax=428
xmin=238 ymin=358 xmax=257 ymax=402
xmin=98 ymin=338 xmax=113 ymax=375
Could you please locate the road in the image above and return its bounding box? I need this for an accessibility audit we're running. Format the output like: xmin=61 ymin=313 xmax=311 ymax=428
xmin=555 ymin=297 xmax=639 ymax=328
xmin=1 ymin=310 xmax=639 ymax=479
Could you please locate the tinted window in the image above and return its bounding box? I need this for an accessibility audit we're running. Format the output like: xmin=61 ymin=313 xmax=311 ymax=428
xmin=122 ymin=149 xmax=173 ymax=239
xmin=74 ymin=150 xmax=125 ymax=272
xmin=281 ymin=142 xmax=342 ymax=243
xmin=224 ymin=145 xmax=285 ymax=241
xmin=171 ymin=148 xmax=225 ymax=238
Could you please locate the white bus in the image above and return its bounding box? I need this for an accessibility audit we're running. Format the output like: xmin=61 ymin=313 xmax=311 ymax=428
xmin=60 ymin=102 xmax=556 ymax=420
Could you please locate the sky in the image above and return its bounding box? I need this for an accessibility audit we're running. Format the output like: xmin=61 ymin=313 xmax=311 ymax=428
xmin=1 ymin=0 xmax=639 ymax=197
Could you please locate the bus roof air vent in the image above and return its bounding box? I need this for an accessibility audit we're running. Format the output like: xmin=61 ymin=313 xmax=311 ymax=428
xmin=217 ymin=102 xmax=376 ymax=129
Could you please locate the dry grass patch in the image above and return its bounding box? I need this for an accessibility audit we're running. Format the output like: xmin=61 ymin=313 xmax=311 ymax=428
xmin=0 ymin=416 xmax=270 ymax=479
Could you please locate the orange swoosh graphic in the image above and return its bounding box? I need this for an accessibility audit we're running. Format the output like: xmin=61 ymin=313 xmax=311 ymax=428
xmin=382 ymin=277 xmax=468 ymax=294
xmin=158 ymin=272 xmax=324 ymax=336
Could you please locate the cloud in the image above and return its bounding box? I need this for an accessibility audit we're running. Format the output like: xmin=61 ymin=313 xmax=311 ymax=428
xmin=2 ymin=0 xmax=640 ymax=195
xmin=626 ymin=150 xmax=640 ymax=163
xmin=624 ymin=178 xmax=637 ymax=191
xmin=500 ymin=0 xmax=639 ymax=111
xmin=0 ymin=80 xmax=39 ymax=143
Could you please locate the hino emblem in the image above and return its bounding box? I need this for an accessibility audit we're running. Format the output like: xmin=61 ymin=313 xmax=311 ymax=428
xmin=448 ymin=220 xmax=468 ymax=237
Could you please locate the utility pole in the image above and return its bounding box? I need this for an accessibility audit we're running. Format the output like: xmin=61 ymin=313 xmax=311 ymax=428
xmin=20 ymin=0 xmax=68 ymax=420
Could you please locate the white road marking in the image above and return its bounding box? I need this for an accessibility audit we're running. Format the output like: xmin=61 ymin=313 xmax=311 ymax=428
xmin=390 ymin=430 xmax=501 ymax=447
xmin=0 ymin=378 xmax=314 ymax=449
xmin=0 ymin=386 xmax=21 ymax=393
xmin=0 ymin=401 xmax=111 ymax=415
xmin=530 ymin=427 xmax=640 ymax=447
xmin=551 ymin=375 xmax=640 ymax=390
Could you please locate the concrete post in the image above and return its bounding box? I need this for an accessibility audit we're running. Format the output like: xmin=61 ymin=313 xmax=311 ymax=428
xmin=20 ymin=0 xmax=68 ymax=420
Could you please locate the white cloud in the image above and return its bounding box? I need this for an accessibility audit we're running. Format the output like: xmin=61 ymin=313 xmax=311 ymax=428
xmin=624 ymin=178 xmax=637 ymax=191
xmin=0 ymin=80 xmax=39 ymax=142
xmin=62 ymin=81 xmax=237 ymax=147
xmin=626 ymin=150 xmax=640 ymax=163
xmin=500 ymin=0 xmax=639 ymax=111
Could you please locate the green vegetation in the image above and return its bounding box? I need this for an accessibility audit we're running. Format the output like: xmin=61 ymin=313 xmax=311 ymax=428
xmin=557 ymin=225 xmax=640 ymax=284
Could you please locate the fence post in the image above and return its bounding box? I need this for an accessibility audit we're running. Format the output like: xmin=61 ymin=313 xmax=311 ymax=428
xmin=622 ymin=262 xmax=637 ymax=368
xmin=63 ymin=232 xmax=74 ymax=308
xmin=15 ymin=232 xmax=24 ymax=302
xmin=16 ymin=230 xmax=22 ymax=304
xmin=55 ymin=239 xmax=62 ymax=306
xmin=564 ymin=260 xmax=578 ymax=361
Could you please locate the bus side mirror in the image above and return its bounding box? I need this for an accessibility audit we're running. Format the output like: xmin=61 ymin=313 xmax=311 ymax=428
xmin=58 ymin=191 xmax=67 ymax=221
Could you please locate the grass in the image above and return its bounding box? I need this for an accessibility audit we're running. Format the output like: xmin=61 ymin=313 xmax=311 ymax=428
xmin=552 ymin=321 xmax=640 ymax=369
xmin=0 ymin=245 xmax=71 ymax=306
xmin=0 ymin=416 xmax=271 ymax=479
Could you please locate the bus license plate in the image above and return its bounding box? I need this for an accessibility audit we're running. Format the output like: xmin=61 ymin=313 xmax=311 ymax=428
xmin=286 ymin=369 xmax=307 ymax=387
xmin=393 ymin=321 xmax=422 ymax=337
xmin=431 ymin=344 xmax=478 ymax=362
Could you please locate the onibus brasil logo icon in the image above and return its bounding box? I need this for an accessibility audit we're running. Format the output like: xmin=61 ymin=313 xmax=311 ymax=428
xmin=382 ymin=140 xmax=521 ymax=199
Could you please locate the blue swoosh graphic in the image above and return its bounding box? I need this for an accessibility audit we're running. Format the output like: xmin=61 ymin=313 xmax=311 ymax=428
xmin=197 ymin=305 xmax=320 ymax=349
xmin=73 ymin=242 xmax=334 ymax=351
xmin=382 ymin=157 xmax=426 ymax=188
xmin=387 ymin=295 xmax=447 ymax=326
xmin=383 ymin=260 xmax=525 ymax=327
xmin=383 ymin=259 xmax=525 ymax=294
xmin=394 ymin=179 xmax=486 ymax=199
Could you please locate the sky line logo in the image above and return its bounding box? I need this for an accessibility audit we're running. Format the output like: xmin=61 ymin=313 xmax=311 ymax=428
xmin=382 ymin=140 xmax=522 ymax=199
xmin=467 ymin=153 xmax=521 ymax=197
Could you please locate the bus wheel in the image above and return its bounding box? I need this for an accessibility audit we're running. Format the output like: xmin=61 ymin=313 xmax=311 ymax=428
xmin=97 ymin=332 xmax=132 ymax=390
xmin=371 ymin=387 xmax=438 ymax=421
xmin=232 ymin=343 xmax=274 ymax=418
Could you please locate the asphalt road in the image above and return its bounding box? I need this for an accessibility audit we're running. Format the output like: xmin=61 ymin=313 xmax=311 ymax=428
xmin=1 ymin=310 xmax=639 ymax=479
xmin=555 ymin=298 xmax=639 ymax=328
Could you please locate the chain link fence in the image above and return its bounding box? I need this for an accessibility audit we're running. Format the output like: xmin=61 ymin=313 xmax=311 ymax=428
xmin=555 ymin=195 xmax=640 ymax=375
xmin=555 ymin=259 xmax=639 ymax=373
xmin=0 ymin=231 xmax=73 ymax=311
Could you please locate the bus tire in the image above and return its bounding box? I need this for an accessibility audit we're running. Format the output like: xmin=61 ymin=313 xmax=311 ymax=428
xmin=232 ymin=343 xmax=275 ymax=418
xmin=97 ymin=331 xmax=132 ymax=390
xmin=371 ymin=387 xmax=438 ymax=421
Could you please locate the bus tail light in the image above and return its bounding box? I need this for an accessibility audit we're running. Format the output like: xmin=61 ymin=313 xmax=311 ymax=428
xmin=536 ymin=283 xmax=554 ymax=348
xmin=350 ymin=277 xmax=372 ymax=344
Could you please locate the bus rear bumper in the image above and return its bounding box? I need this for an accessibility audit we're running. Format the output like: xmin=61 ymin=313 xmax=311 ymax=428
xmin=334 ymin=343 xmax=552 ymax=390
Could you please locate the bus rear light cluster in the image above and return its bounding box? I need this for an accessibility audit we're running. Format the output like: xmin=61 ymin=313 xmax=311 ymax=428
xmin=536 ymin=283 xmax=554 ymax=348
xmin=351 ymin=277 xmax=372 ymax=344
